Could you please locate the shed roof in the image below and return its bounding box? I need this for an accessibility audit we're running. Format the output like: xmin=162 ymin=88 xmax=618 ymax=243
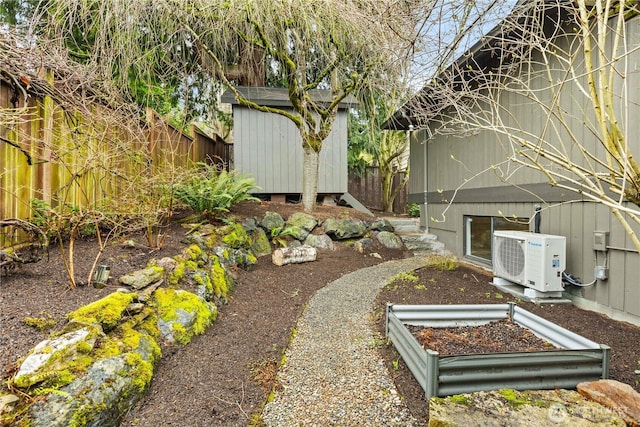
xmin=221 ymin=86 xmax=358 ymax=109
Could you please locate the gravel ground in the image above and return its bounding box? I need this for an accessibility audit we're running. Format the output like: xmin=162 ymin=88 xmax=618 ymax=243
xmin=262 ymin=257 xmax=428 ymax=426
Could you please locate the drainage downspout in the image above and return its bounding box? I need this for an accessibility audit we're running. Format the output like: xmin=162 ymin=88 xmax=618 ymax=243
xmin=414 ymin=125 xmax=429 ymax=233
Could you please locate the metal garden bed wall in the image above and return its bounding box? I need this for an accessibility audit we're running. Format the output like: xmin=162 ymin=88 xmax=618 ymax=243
xmin=385 ymin=303 xmax=610 ymax=399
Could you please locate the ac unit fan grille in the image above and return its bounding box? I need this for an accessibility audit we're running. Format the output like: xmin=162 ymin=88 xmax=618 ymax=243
xmin=497 ymin=237 xmax=525 ymax=278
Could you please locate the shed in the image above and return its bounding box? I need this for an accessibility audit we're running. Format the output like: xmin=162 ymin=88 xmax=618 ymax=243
xmin=221 ymin=87 xmax=358 ymax=203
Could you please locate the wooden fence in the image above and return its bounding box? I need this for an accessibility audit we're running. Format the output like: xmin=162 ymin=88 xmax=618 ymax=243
xmin=348 ymin=167 xmax=409 ymax=214
xmin=0 ymin=77 xmax=231 ymax=223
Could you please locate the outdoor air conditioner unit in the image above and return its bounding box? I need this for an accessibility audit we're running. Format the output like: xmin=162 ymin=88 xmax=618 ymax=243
xmin=492 ymin=230 xmax=566 ymax=293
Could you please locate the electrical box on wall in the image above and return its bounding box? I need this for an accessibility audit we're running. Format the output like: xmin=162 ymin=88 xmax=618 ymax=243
xmin=593 ymin=231 xmax=609 ymax=251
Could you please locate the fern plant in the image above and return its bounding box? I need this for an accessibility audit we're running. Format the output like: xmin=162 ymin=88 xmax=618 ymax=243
xmin=175 ymin=163 xmax=259 ymax=219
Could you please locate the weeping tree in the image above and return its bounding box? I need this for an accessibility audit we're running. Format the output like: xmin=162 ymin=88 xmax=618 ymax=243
xmin=43 ymin=0 xmax=431 ymax=211
xmin=406 ymin=0 xmax=640 ymax=250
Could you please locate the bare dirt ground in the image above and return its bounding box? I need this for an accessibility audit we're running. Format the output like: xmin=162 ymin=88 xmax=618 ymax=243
xmin=1 ymin=200 xmax=639 ymax=426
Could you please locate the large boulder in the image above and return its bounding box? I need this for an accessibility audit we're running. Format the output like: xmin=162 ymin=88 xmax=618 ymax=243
xmin=27 ymin=333 xmax=160 ymax=427
xmin=11 ymin=325 xmax=104 ymax=388
xmin=375 ymin=231 xmax=404 ymax=249
xmin=323 ymin=218 xmax=368 ymax=240
xmin=578 ymin=380 xmax=640 ymax=426
xmin=261 ymin=211 xmax=285 ymax=233
xmin=369 ymin=218 xmax=394 ymax=232
xmin=155 ymin=288 xmax=217 ymax=345
xmin=118 ymin=266 xmax=164 ymax=290
xmin=7 ymin=291 xmax=162 ymax=427
xmin=249 ymin=227 xmax=273 ymax=257
xmin=283 ymin=212 xmax=318 ymax=240
xmin=304 ymin=233 xmax=334 ymax=250
xmin=429 ymin=389 xmax=625 ymax=426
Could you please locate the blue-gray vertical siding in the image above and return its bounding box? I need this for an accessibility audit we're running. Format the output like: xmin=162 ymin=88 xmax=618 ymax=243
xmin=408 ymin=17 xmax=640 ymax=325
xmin=233 ymin=107 xmax=347 ymax=194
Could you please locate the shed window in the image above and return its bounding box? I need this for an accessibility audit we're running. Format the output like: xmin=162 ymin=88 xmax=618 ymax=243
xmin=464 ymin=215 xmax=529 ymax=262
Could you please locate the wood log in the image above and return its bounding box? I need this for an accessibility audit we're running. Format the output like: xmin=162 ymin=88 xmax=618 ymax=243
xmin=272 ymin=245 xmax=317 ymax=266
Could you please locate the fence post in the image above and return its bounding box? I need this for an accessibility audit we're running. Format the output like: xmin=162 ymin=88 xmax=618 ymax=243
xmin=41 ymin=69 xmax=54 ymax=208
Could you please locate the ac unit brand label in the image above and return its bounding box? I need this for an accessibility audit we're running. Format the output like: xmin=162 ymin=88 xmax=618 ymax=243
xmin=528 ymin=241 xmax=543 ymax=247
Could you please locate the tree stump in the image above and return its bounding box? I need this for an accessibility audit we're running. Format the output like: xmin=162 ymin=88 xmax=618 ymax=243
xmin=272 ymin=245 xmax=317 ymax=266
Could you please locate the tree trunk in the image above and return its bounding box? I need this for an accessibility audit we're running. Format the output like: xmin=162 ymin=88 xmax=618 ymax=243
xmin=302 ymin=144 xmax=320 ymax=212
xmin=272 ymin=245 xmax=317 ymax=266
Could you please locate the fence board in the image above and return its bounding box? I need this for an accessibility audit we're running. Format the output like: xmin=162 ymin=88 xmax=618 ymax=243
xmin=0 ymin=76 xmax=231 ymax=226
xmin=347 ymin=167 xmax=408 ymax=214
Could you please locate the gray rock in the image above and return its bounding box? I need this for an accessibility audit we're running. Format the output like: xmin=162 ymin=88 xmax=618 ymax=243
xmin=281 ymin=225 xmax=309 ymax=241
xmin=241 ymin=217 xmax=258 ymax=232
xmin=118 ymin=266 xmax=164 ymax=289
xmin=213 ymin=246 xmax=256 ymax=271
xmin=354 ymin=238 xmax=373 ymax=253
xmin=375 ymin=231 xmax=404 ymax=249
xmin=250 ymin=227 xmax=273 ymax=257
xmin=12 ymin=325 xmax=104 ymax=388
xmin=261 ymin=211 xmax=285 ymax=233
xmin=286 ymin=212 xmax=318 ymax=233
xmin=29 ymin=332 xmax=159 ymax=427
xmin=0 ymin=394 xmax=19 ymax=415
xmin=323 ymin=218 xmax=367 ymax=240
xmin=157 ymin=256 xmax=177 ymax=272
xmin=369 ymin=218 xmax=394 ymax=232
xmin=155 ymin=288 xmax=217 ymax=345
xmin=429 ymin=389 xmax=625 ymax=426
xmin=304 ymin=234 xmax=334 ymax=250
xmin=180 ymin=232 xmax=205 ymax=247
xmin=288 ymin=240 xmax=302 ymax=248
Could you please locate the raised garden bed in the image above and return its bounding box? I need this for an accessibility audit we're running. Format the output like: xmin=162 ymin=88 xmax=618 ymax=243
xmin=385 ymin=303 xmax=610 ymax=398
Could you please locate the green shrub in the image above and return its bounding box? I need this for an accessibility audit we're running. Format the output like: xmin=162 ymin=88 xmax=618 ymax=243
xmin=425 ymin=255 xmax=459 ymax=271
xmin=407 ymin=202 xmax=420 ymax=217
xmin=175 ymin=163 xmax=260 ymax=218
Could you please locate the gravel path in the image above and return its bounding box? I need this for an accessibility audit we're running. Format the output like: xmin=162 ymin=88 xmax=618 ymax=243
xmin=262 ymin=256 xmax=427 ymax=426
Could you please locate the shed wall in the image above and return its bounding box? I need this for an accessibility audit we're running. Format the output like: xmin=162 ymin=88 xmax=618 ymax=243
xmin=233 ymin=107 xmax=347 ymax=194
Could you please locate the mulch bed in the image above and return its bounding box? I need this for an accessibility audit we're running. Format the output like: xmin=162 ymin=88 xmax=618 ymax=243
xmin=409 ymin=318 xmax=556 ymax=355
xmin=1 ymin=201 xmax=639 ymax=426
xmin=0 ymin=202 xmax=410 ymax=426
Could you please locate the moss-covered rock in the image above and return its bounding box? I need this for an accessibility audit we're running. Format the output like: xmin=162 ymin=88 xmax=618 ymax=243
xmin=5 ymin=295 xmax=163 ymax=427
xmin=283 ymin=212 xmax=317 ymax=240
xmin=221 ymin=223 xmax=252 ymax=249
xmin=260 ymin=211 xmax=285 ymax=233
xmin=323 ymin=218 xmax=368 ymax=240
xmin=429 ymin=389 xmax=625 ymax=426
xmin=67 ymin=291 xmax=136 ymax=332
xmin=155 ymin=288 xmax=217 ymax=345
xmin=118 ymin=266 xmax=164 ymax=290
xmin=375 ymin=231 xmax=404 ymax=249
xmin=249 ymin=227 xmax=272 ymax=257
xmin=10 ymin=325 xmax=104 ymax=389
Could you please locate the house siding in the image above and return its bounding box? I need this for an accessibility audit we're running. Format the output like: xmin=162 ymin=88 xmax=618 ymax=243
xmin=408 ymin=17 xmax=640 ymax=325
xmin=233 ymin=107 xmax=347 ymax=195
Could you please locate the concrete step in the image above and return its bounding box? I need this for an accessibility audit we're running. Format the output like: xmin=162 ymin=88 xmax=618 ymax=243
xmin=379 ymin=216 xmax=449 ymax=256
xmin=388 ymin=219 xmax=421 ymax=233
xmin=413 ymin=247 xmax=453 ymax=257
xmin=398 ymin=232 xmax=438 ymax=243
xmin=404 ymin=240 xmax=446 ymax=251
